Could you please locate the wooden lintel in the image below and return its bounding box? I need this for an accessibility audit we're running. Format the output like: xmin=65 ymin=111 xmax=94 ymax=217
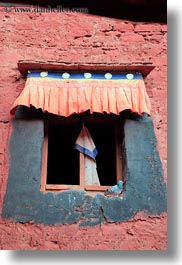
xmin=17 ymin=60 xmax=155 ymax=77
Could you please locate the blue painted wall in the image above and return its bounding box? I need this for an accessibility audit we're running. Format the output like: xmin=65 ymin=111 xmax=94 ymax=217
xmin=2 ymin=107 xmax=167 ymax=226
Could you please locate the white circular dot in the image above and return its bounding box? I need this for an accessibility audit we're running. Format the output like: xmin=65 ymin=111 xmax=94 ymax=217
xmin=105 ymin=73 xmax=112 ymax=79
xmin=62 ymin=72 xmax=70 ymax=79
xmin=40 ymin=72 xmax=48 ymax=77
xmin=126 ymin=73 xmax=134 ymax=80
xmin=84 ymin=73 xmax=92 ymax=79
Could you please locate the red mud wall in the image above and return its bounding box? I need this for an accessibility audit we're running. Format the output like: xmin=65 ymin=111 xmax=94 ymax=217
xmin=0 ymin=214 xmax=167 ymax=250
xmin=0 ymin=9 xmax=167 ymax=250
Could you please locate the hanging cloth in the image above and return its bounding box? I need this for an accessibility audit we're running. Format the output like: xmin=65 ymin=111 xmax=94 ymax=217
xmin=10 ymin=72 xmax=151 ymax=116
xmin=74 ymin=125 xmax=100 ymax=186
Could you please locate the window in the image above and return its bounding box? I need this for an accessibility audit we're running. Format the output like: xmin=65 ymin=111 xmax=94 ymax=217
xmin=40 ymin=112 xmax=125 ymax=192
xmin=10 ymin=68 xmax=151 ymax=194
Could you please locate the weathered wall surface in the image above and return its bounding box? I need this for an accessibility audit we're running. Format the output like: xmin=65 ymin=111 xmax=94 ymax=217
xmin=2 ymin=112 xmax=166 ymax=226
xmin=0 ymin=8 xmax=167 ymax=250
xmin=0 ymin=213 xmax=167 ymax=250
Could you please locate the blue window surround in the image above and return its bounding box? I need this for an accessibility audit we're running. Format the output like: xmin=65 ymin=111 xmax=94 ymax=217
xmin=2 ymin=106 xmax=167 ymax=226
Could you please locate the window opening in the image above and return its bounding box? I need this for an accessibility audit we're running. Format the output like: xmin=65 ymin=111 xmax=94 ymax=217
xmin=47 ymin=121 xmax=80 ymax=185
xmin=41 ymin=113 xmax=124 ymax=192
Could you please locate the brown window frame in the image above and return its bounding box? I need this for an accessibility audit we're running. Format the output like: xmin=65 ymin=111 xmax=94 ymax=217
xmin=40 ymin=114 xmax=123 ymax=193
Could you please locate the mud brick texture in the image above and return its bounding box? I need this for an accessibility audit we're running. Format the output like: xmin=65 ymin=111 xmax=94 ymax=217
xmin=0 ymin=9 xmax=167 ymax=250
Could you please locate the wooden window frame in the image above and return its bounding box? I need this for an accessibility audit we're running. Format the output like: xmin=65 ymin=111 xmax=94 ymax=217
xmin=40 ymin=116 xmax=123 ymax=193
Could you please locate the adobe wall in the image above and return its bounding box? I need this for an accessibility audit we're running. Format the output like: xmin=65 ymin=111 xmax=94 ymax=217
xmin=0 ymin=9 xmax=167 ymax=250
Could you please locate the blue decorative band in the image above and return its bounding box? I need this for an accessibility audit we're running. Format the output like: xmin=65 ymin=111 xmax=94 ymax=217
xmin=74 ymin=144 xmax=98 ymax=160
xmin=27 ymin=71 xmax=143 ymax=80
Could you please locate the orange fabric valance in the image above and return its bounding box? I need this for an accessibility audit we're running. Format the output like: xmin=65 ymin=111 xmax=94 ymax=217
xmin=10 ymin=72 xmax=151 ymax=116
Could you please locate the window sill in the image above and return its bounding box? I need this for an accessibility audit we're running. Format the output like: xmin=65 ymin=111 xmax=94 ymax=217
xmin=43 ymin=184 xmax=112 ymax=193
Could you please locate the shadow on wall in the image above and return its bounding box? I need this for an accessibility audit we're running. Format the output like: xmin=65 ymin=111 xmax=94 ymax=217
xmin=0 ymin=0 xmax=167 ymax=22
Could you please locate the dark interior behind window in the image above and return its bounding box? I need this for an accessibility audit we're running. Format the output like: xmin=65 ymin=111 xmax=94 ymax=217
xmin=46 ymin=114 xmax=122 ymax=186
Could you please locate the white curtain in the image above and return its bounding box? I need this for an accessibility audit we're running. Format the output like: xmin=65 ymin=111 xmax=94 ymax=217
xmin=75 ymin=125 xmax=100 ymax=186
